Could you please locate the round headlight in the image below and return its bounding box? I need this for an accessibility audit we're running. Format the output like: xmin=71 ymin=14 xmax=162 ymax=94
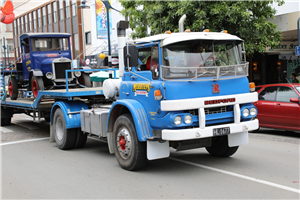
xmin=74 ymin=71 xmax=82 ymax=78
xmin=250 ymin=107 xmax=257 ymax=116
xmin=174 ymin=116 xmax=182 ymax=125
xmin=243 ymin=108 xmax=250 ymax=117
xmin=184 ymin=115 xmax=192 ymax=124
xmin=46 ymin=72 xmax=53 ymax=79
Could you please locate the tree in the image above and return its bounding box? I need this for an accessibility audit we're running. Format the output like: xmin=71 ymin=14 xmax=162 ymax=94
xmin=120 ymin=0 xmax=284 ymax=55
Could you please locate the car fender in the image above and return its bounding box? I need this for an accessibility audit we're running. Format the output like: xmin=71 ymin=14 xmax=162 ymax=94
xmin=107 ymin=99 xmax=153 ymax=141
xmin=79 ymin=66 xmax=92 ymax=74
xmin=50 ymin=101 xmax=89 ymax=129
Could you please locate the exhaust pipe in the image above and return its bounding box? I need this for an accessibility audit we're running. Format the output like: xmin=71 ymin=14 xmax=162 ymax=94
xmin=179 ymin=14 xmax=186 ymax=32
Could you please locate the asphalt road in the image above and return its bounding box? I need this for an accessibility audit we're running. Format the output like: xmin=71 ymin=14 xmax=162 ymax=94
xmin=1 ymin=114 xmax=299 ymax=199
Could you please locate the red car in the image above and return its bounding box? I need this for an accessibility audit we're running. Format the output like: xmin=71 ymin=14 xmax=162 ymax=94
xmin=254 ymin=83 xmax=300 ymax=131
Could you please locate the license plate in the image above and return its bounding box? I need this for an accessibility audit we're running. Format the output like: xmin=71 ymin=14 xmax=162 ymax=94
xmin=213 ymin=127 xmax=230 ymax=136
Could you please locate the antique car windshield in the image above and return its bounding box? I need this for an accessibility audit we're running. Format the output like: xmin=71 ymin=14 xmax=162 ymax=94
xmin=31 ymin=38 xmax=69 ymax=51
xmin=161 ymin=40 xmax=248 ymax=81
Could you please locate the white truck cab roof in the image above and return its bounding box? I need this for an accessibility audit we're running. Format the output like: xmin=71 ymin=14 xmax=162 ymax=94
xmin=132 ymin=32 xmax=243 ymax=47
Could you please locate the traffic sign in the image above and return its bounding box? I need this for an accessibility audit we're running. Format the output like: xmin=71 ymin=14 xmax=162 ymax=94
xmin=85 ymin=58 xmax=90 ymax=65
xmin=296 ymin=46 xmax=300 ymax=56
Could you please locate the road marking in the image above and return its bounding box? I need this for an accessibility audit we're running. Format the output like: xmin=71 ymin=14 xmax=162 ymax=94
xmin=0 ymin=127 xmax=13 ymax=133
xmin=169 ymin=157 xmax=300 ymax=194
xmin=0 ymin=137 xmax=49 ymax=146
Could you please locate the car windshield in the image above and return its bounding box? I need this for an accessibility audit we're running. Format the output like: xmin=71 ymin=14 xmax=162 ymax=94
xmin=295 ymin=86 xmax=300 ymax=93
xmin=31 ymin=38 xmax=69 ymax=51
xmin=161 ymin=40 xmax=248 ymax=81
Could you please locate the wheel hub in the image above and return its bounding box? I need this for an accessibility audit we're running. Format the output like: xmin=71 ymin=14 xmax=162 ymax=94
xmin=8 ymin=81 xmax=13 ymax=96
xmin=116 ymin=128 xmax=132 ymax=159
xmin=55 ymin=117 xmax=64 ymax=141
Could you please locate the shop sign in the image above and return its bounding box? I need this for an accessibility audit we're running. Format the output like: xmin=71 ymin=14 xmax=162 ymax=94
xmin=266 ymin=41 xmax=298 ymax=53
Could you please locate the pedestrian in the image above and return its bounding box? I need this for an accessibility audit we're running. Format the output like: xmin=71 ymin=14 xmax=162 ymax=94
xmin=291 ymin=73 xmax=299 ymax=83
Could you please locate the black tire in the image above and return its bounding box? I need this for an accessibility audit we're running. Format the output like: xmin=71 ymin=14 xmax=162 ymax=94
xmin=1 ymin=117 xmax=11 ymax=126
xmin=31 ymin=76 xmax=44 ymax=99
xmin=113 ymin=114 xmax=147 ymax=171
xmin=79 ymin=73 xmax=92 ymax=87
xmin=8 ymin=76 xmax=18 ymax=100
xmin=53 ymin=108 xmax=77 ymax=150
xmin=74 ymin=128 xmax=87 ymax=148
xmin=205 ymin=135 xmax=239 ymax=157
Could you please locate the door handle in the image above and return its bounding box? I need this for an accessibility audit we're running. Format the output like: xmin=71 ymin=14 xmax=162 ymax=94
xmin=276 ymin=103 xmax=281 ymax=107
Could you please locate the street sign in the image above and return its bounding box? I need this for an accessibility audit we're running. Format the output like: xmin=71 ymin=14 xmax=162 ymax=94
xmin=296 ymin=46 xmax=300 ymax=56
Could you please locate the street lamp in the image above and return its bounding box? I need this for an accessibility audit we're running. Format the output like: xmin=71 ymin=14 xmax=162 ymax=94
xmin=78 ymin=0 xmax=90 ymax=60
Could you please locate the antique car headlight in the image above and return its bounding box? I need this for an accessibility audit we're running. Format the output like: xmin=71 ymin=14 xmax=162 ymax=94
xmin=250 ymin=107 xmax=257 ymax=116
xmin=184 ymin=115 xmax=192 ymax=124
xmin=46 ymin=72 xmax=53 ymax=79
xmin=242 ymin=108 xmax=250 ymax=117
xmin=174 ymin=116 xmax=182 ymax=125
xmin=74 ymin=71 xmax=82 ymax=78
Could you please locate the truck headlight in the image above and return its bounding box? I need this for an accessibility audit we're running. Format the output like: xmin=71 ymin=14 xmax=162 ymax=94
xmin=242 ymin=108 xmax=249 ymax=117
xmin=250 ymin=107 xmax=257 ymax=116
xmin=174 ymin=116 xmax=182 ymax=125
xmin=46 ymin=72 xmax=53 ymax=79
xmin=74 ymin=71 xmax=82 ymax=78
xmin=184 ymin=115 xmax=192 ymax=124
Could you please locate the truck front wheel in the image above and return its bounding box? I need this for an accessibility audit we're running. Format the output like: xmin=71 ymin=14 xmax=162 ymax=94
xmin=113 ymin=114 xmax=147 ymax=171
xmin=53 ymin=108 xmax=76 ymax=150
xmin=31 ymin=76 xmax=44 ymax=98
xmin=205 ymin=135 xmax=239 ymax=157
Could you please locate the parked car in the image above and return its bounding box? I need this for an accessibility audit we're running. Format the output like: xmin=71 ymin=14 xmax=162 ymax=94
xmin=254 ymin=83 xmax=300 ymax=131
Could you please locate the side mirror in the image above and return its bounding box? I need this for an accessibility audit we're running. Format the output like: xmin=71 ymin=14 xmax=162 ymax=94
xmin=290 ymin=98 xmax=300 ymax=103
xmin=123 ymin=46 xmax=138 ymax=68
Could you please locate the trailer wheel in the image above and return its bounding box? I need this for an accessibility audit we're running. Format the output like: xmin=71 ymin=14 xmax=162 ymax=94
xmin=79 ymin=73 xmax=92 ymax=87
xmin=53 ymin=108 xmax=76 ymax=150
xmin=74 ymin=128 xmax=87 ymax=148
xmin=8 ymin=76 xmax=18 ymax=100
xmin=31 ymin=76 xmax=44 ymax=98
xmin=113 ymin=114 xmax=147 ymax=171
xmin=205 ymin=135 xmax=239 ymax=157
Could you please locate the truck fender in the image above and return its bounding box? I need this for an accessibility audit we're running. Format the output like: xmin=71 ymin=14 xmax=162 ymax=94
xmin=50 ymin=101 xmax=89 ymax=129
xmin=31 ymin=69 xmax=43 ymax=77
xmin=79 ymin=66 xmax=92 ymax=74
xmin=107 ymin=99 xmax=153 ymax=142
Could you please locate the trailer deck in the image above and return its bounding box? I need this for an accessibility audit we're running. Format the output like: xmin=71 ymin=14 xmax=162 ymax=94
xmin=1 ymin=87 xmax=104 ymax=110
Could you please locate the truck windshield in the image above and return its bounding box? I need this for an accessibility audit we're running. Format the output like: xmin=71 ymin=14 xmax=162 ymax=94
xmin=162 ymin=40 xmax=248 ymax=81
xmin=31 ymin=38 xmax=69 ymax=51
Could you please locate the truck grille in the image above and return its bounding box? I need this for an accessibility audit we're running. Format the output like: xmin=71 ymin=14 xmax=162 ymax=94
xmin=54 ymin=62 xmax=72 ymax=79
xmin=205 ymin=106 xmax=227 ymax=114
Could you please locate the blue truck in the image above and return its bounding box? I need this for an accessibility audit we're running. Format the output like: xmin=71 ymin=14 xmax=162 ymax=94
xmin=7 ymin=33 xmax=92 ymax=100
xmin=1 ymin=21 xmax=258 ymax=171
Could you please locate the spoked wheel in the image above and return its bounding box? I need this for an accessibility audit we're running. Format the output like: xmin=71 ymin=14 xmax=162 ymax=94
xmin=31 ymin=76 xmax=44 ymax=98
xmin=79 ymin=73 xmax=92 ymax=87
xmin=53 ymin=108 xmax=77 ymax=150
xmin=8 ymin=76 xmax=18 ymax=100
xmin=113 ymin=114 xmax=147 ymax=171
xmin=205 ymin=135 xmax=239 ymax=157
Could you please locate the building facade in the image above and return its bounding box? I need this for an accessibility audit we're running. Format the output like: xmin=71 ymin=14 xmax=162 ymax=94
xmin=251 ymin=1 xmax=300 ymax=85
xmin=0 ymin=0 xmax=14 ymax=68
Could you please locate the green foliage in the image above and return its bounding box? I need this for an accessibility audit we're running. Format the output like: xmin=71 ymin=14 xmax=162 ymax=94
xmin=120 ymin=0 xmax=284 ymax=55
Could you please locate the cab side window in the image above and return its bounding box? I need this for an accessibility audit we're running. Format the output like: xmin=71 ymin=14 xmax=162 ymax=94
xmin=151 ymin=46 xmax=159 ymax=79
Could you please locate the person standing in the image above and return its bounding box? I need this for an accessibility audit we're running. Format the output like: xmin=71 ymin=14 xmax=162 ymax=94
xmin=291 ymin=73 xmax=299 ymax=83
